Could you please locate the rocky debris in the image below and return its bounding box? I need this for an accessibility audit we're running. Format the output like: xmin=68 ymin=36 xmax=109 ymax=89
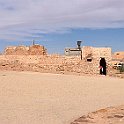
xmin=0 ymin=55 xmax=99 ymax=74
xmin=0 ymin=54 xmax=124 ymax=78
xmin=71 ymin=105 xmax=124 ymax=124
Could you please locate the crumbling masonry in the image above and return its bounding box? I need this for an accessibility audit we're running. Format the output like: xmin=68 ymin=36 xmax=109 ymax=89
xmin=0 ymin=45 xmax=113 ymax=75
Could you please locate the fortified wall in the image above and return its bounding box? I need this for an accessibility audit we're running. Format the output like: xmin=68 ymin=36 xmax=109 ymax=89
xmin=0 ymin=45 xmax=113 ymax=75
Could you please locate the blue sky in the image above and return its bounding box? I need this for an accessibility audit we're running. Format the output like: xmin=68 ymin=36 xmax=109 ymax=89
xmin=0 ymin=0 xmax=124 ymax=54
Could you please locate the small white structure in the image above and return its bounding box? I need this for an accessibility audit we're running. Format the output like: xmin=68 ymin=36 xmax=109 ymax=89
xmin=65 ymin=48 xmax=81 ymax=56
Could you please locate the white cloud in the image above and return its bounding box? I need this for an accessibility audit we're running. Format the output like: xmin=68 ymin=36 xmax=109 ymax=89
xmin=0 ymin=0 xmax=124 ymax=41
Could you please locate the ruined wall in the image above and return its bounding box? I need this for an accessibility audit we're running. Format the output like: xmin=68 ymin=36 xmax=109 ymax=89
xmin=82 ymin=46 xmax=112 ymax=62
xmin=14 ymin=46 xmax=29 ymax=55
xmin=4 ymin=45 xmax=47 ymax=55
xmin=0 ymin=55 xmax=100 ymax=75
xmin=93 ymin=47 xmax=112 ymax=60
xmin=4 ymin=46 xmax=16 ymax=55
xmin=0 ymin=46 xmax=113 ymax=75
xmin=29 ymin=45 xmax=47 ymax=55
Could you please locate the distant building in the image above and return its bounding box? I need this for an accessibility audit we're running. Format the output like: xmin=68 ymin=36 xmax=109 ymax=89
xmin=112 ymin=51 xmax=124 ymax=61
xmin=111 ymin=51 xmax=124 ymax=66
xmin=65 ymin=48 xmax=81 ymax=56
xmin=65 ymin=41 xmax=82 ymax=56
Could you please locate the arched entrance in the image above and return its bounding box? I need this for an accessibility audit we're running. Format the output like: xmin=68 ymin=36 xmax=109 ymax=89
xmin=99 ymin=58 xmax=106 ymax=75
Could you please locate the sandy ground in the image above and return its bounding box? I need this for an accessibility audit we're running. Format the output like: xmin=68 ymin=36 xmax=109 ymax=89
xmin=0 ymin=71 xmax=124 ymax=124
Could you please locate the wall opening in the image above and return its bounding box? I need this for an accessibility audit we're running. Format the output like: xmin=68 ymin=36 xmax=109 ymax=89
xmin=87 ymin=58 xmax=92 ymax=62
xmin=86 ymin=53 xmax=93 ymax=62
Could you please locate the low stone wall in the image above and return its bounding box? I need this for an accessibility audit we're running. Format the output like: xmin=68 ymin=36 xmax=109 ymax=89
xmin=1 ymin=54 xmax=122 ymax=77
xmin=0 ymin=55 xmax=101 ymax=75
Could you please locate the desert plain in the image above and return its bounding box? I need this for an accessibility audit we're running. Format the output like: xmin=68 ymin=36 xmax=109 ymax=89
xmin=0 ymin=71 xmax=124 ymax=124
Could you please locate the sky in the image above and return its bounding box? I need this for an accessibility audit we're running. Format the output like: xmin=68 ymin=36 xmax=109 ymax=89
xmin=0 ymin=0 xmax=124 ymax=54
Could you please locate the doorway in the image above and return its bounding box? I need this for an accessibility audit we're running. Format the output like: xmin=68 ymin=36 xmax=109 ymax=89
xmin=99 ymin=58 xmax=106 ymax=75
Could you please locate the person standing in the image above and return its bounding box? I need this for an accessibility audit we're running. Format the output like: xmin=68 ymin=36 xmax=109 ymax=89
xmin=100 ymin=58 xmax=106 ymax=75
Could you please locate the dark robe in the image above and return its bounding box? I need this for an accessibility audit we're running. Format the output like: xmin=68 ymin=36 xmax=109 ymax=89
xmin=100 ymin=58 xmax=106 ymax=75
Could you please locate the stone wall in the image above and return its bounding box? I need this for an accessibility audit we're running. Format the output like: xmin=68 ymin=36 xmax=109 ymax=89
xmin=14 ymin=46 xmax=29 ymax=55
xmin=0 ymin=55 xmax=101 ymax=75
xmin=0 ymin=45 xmax=114 ymax=75
xmin=0 ymin=45 xmax=111 ymax=74
xmin=4 ymin=44 xmax=47 ymax=55
xmin=82 ymin=46 xmax=112 ymax=63
xmin=4 ymin=46 xmax=16 ymax=55
xmin=1 ymin=46 xmax=124 ymax=78
xmin=29 ymin=45 xmax=47 ymax=55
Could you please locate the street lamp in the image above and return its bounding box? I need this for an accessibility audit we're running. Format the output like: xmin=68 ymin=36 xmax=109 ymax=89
xmin=77 ymin=41 xmax=82 ymax=60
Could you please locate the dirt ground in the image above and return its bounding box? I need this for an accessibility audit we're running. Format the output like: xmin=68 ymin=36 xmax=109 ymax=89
xmin=0 ymin=71 xmax=124 ymax=124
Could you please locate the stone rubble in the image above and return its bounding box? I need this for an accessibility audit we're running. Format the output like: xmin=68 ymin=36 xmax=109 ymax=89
xmin=71 ymin=105 xmax=124 ymax=124
xmin=0 ymin=45 xmax=124 ymax=77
